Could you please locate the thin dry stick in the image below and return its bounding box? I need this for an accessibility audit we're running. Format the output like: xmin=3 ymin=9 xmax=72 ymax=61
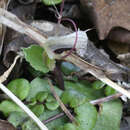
xmin=48 ymin=79 xmax=77 ymax=125
xmin=90 ymin=93 xmax=122 ymax=105
xmin=0 ymin=56 xmax=48 ymax=130
xmin=43 ymin=112 xmax=65 ymax=124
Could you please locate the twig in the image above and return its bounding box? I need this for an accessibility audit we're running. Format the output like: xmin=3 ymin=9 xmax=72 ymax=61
xmin=0 ymin=56 xmax=48 ymax=130
xmin=48 ymin=79 xmax=77 ymax=124
xmin=43 ymin=93 xmax=122 ymax=124
xmin=43 ymin=112 xmax=64 ymax=124
xmin=90 ymin=93 xmax=122 ymax=105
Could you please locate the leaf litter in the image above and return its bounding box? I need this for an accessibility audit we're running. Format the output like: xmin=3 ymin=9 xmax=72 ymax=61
xmin=0 ymin=0 xmax=130 ymax=130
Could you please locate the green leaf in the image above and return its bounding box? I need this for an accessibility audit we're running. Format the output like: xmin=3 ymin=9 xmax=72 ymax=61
xmin=92 ymin=80 xmax=106 ymax=90
xmin=27 ymin=66 xmax=44 ymax=77
xmin=28 ymin=98 xmax=37 ymax=106
xmin=43 ymin=51 xmax=56 ymax=71
xmin=8 ymin=112 xmax=28 ymax=127
xmin=93 ymin=100 xmax=122 ymax=130
xmin=42 ymin=0 xmax=62 ymax=5
xmin=105 ymin=85 xmax=117 ymax=96
xmin=61 ymin=90 xmax=87 ymax=108
xmin=7 ymin=79 xmax=30 ymax=100
xmin=45 ymin=101 xmax=59 ymax=111
xmin=0 ymin=100 xmax=22 ymax=116
xmin=22 ymin=120 xmax=39 ymax=130
xmin=63 ymin=123 xmax=76 ymax=130
xmin=64 ymin=81 xmax=104 ymax=100
xmin=74 ymin=102 xmax=97 ymax=130
xmin=23 ymin=45 xmax=49 ymax=73
xmin=27 ymin=78 xmax=63 ymax=101
xmin=36 ymin=91 xmax=48 ymax=103
xmin=31 ymin=104 xmax=44 ymax=117
xmin=61 ymin=62 xmax=80 ymax=75
xmin=58 ymin=102 xmax=97 ymax=130
xmin=46 ymin=94 xmax=55 ymax=102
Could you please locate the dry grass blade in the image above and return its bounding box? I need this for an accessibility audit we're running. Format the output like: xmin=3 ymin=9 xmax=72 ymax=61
xmin=0 ymin=55 xmax=20 ymax=82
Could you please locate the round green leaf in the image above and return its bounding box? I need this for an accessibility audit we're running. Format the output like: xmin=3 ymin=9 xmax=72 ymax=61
xmin=31 ymin=104 xmax=44 ymax=117
xmin=46 ymin=95 xmax=55 ymax=102
xmin=105 ymin=85 xmax=117 ymax=96
xmin=0 ymin=100 xmax=22 ymax=116
xmin=45 ymin=101 xmax=59 ymax=111
xmin=61 ymin=90 xmax=86 ymax=108
xmin=7 ymin=79 xmax=30 ymax=100
xmin=36 ymin=91 xmax=48 ymax=103
xmin=23 ymin=45 xmax=49 ymax=73
xmin=92 ymin=80 xmax=106 ymax=90
xmin=63 ymin=123 xmax=76 ymax=130
xmin=42 ymin=0 xmax=62 ymax=5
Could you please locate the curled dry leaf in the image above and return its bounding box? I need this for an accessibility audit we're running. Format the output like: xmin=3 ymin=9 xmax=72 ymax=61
xmin=80 ymin=0 xmax=130 ymax=41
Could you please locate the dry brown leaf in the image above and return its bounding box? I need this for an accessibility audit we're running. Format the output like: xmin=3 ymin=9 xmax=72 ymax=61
xmin=0 ymin=119 xmax=16 ymax=130
xmin=80 ymin=0 xmax=130 ymax=40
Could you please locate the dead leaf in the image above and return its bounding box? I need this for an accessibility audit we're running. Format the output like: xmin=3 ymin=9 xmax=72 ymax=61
xmin=0 ymin=119 xmax=16 ymax=130
xmin=80 ymin=0 xmax=130 ymax=40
